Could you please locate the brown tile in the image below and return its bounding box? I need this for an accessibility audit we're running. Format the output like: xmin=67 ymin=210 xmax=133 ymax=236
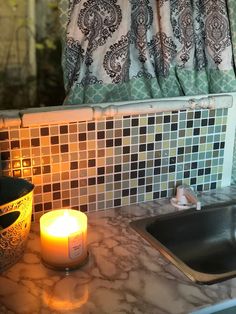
xmin=78 ymin=123 xmax=86 ymax=132
xmin=79 ymin=169 xmax=88 ymax=178
xmin=50 ymin=126 xmax=59 ymax=135
xmin=79 ymin=142 xmax=87 ymax=151
xmin=60 ymin=134 xmax=69 ymax=144
xmin=88 ymin=150 xmax=96 ymax=158
xmin=115 ymin=129 xmax=122 ymax=137
xmin=69 ymin=123 xmax=77 ymax=133
xmin=69 ymin=134 xmax=77 ymax=142
xmin=20 ymin=128 xmax=30 ymax=139
xmin=21 ymin=139 xmax=30 ymax=148
xmin=71 ymin=170 xmax=79 ymax=179
xmin=61 ymin=155 xmax=69 ymax=162
xmin=114 ymin=182 xmax=121 ymax=190
xmin=30 ymin=128 xmax=39 ymax=138
xmin=89 ymin=195 xmax=96 ymax=203
xmin=51 ymin=145 xmax=60 ymax=154
xmin=41 ymin=147 xmax=50 ymax=156
xmin=61 ymin=181 xmax=70 ymax=189
xmin=106 ymin=166 xmax=113 ymax=174
xmin=79 ymin=160 xmax=87 ymax=169
xmin=88 ymin=203 xmax=96 ymax=211
xmin=123 ymin=155 xmax=130 ymax=163
xmin=41 ymin=137 xmax=50 ymax=146
xmin=98 ymin=149 xmax=105 ymax=157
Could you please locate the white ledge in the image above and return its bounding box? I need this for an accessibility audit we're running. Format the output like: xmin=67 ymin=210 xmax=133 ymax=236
xmin=0 ymin=94 xmax=233 ymax=128
xmin=93 ymin=95 xmax=233 ymax=118
xmin=0 ymin=111 xmax=21 ymax=128
xmin=21 ymin=106 xmax=93 ymax=127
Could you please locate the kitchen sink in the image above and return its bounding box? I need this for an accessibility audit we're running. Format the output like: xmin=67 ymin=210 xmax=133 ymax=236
xmin=130 ymin=201 xmax=236 ymax=284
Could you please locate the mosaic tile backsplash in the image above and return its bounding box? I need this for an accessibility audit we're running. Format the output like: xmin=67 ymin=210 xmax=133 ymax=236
xmin=0 ymin=108 xmax=228 ymax=221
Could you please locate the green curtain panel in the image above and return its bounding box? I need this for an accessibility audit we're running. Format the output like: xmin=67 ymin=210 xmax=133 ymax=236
xmin=59 ymin=0 xmax=236 ymax=105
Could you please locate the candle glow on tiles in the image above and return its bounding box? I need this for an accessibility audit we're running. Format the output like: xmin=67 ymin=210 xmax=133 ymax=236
xmin=40 ymin=209 xmax=87 ymax=269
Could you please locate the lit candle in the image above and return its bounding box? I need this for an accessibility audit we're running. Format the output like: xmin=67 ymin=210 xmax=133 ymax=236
xmin=40 ymin=209 xmax=88 ymax=270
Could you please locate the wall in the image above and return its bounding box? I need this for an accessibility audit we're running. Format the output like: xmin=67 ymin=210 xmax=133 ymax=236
xmin=0 ymin=103 xmax=231 ymax=221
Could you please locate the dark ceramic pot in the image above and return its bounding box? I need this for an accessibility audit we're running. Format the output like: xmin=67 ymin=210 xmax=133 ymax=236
xmin=0 ymin=176 xmax=34 ymax=272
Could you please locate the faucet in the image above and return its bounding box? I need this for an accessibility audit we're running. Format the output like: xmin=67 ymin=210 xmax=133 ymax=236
xmin=171 ymin=184 xmax=201 ymax=210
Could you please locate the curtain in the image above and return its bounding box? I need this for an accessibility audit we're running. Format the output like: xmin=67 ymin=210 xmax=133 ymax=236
xmin=227 ymin=0 xmax=236 ymax=67
xmin=60 ymin=0 xmax=236 ymax=105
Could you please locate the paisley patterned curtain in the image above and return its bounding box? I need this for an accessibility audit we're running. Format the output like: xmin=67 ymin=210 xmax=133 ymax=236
xmin=60 ymin=0 xmax=236 ymax=105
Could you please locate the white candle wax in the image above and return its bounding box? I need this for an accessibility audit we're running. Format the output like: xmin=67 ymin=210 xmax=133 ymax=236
xmin=40 ymin=209 xmax=87 ymax=269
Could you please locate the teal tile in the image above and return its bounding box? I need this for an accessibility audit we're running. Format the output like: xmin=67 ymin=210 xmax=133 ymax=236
xmin=177 ymin=164 xmax=183 ymax=171
xmin=193 ymin=120 xmax=201 ymax=127
xmin=191 ymin=170 xmax=197 ymax=177
xmin=146 ymin=169 xmax=153 ymax=176
xmin=164 ymin=124 xmax=170 ymax=132
xmin=161 ymin=174 xmax=168 ymax=181
xmin=219 ymin=157 xmax=224 ymax=164
xmin=131 ymin=136 xmax=139 ymax=144
xmin=212 ymin=159 xmax=218 ymax=166
xmin=163 ymin=133 xmax=170 ymax=140
xmin=192 ymin=153 xmax=199 ymax=161
xmin=211 ymin=174 xmax=217 ymax=181
xmin=170 ymin=131 xmax=178 ymax=139
xmin=215 ymin=126 xmax=221 ymax=133
xmin=154 ymin=175 xmax=161 ymax=183
xmin=179 ymin=112 xmax=186 ymax=120
xmin=193 ymin=137 xmax=199 ymax=145
xmin=214 ymin=134 xmax=220 ymax=141
xmin=220 ymin=134 xmax=226 ymax=141
xmin=199 ymin=152 xmax=205 ymax=159
xmin=162 ymin=158 xmax=168 ymax=166
xmin=176 ymin=172 xmax=183 ymax=180
xmin=153 ymin=183 xmax=160 ymax=190
xmin=179 ymin=121 xmax=185 ymax=129
xmin=148 ymin=126 xmax=155 ymax=133
xmin=205 ymin=152 xmax=212 ymax=159
xmin=131 ymin=127 xmax=139 ymax=136
xmin=205 ymin=175 xmax=211 ymax=183
xmin=216 ymin=108 xmax=223 ymax=116
xmin=155 ymin=143 xmax=162 ymax=150
xmin=223 ymin=108 xmax=228 ymax=115
xmin=170 ymin=140 xmax=177 ymax=148
xmin=138 ymin=194 xmax=145 ymax=202
xmin=185 ymin=138 xmax=192 ymax=145
xmin=207 ymin=135 xmax=214 ymax=142
xmin=202 ymin=110 xmax=209 ymax=118
xmin=184 ymin=154 xmax=191 ymax=162
xmin=199 ymin=160 xmax=204 ymax=167
xmin=208 ymin=126 xmax=215 ymax=134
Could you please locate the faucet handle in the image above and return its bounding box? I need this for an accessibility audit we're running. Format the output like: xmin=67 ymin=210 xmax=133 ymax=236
xmin=176 ymin=185 xmax=192 ymax=204
xmin=171 ymin=184 xmax=201 ymax=210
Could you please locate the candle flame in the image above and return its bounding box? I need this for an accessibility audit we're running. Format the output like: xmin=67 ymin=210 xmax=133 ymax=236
xmin=47 ymin=210 xmax=81 ymax=237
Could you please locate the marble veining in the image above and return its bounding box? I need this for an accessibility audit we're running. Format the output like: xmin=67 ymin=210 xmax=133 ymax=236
xmin=1 ymin=187 xmax=236 ymax=314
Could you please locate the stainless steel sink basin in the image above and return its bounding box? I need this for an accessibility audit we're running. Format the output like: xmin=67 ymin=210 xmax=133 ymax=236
xmin=130 ymin=201 xmax=236 ymax=284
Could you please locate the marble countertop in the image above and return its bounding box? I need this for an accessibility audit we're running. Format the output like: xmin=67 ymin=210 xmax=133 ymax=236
xmin=1 ymin=187 xmax=236 ymax=314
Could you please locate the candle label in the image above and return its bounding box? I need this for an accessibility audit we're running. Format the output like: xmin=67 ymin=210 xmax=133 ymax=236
xmin=68 ymin=232 xmax=84 ymax=259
